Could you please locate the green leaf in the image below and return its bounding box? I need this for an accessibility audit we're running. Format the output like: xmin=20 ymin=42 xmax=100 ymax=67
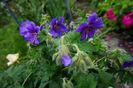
xmin=74 ymin=73 xmax=97 ymax=88
xmin=78 ymin=41 xmax=93 ymax=53
xmin=49 ymin=80 xmax=62 ymax=88
xmin=64 ymin=31 xmax=80 ymax=44
xmin=6 ymin=65 xmax=26 ymax=81
xmin=99 ymin=71 xmax=114 ymax=87
xmin=119 ymin=54 xmax=131 ymax=62
xmin=39 ymin=76 xmax=49 ymax=88
xmin=64 ymin=31 xmax=94 ymax=53
xmin=70 ymin=0 xmax=76 ymax=7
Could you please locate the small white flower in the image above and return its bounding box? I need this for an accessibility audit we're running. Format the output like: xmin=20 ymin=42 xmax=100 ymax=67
xmin=6 ymin=53 xmax=19 ymax=66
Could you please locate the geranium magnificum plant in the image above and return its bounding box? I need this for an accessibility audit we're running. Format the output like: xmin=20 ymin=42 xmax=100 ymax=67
xmin=2 ymin=1 xmax=133 ymax=87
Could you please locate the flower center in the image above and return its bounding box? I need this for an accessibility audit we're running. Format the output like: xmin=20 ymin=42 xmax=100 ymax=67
xmin=32 ymin=31 xmax=37 ymax=35
xmin=84 ymin=26 xmax=89 ymax=31
xmin=54 ymin=23 xmax=59 ymax=29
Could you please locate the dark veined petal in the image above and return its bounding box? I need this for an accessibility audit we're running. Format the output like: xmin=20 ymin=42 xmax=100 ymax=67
xmin=61 ymin=54 xmax=72 ymax=66
xmin=88 ymin=12 xmax=98 ymax=24
xmin=20 ymin=20 xmax=31 ymax=28
xmin=58 ymin=23 xmax=68 ymax=32
xmin=59 ymin=16 xmax=64 ymax=23
xmin=24 ymin=21 xmax=36 ymax=33
xmin=50 ymin=25 xmax=63 ymax=37
xmin=76 ymin=23 xmax=88 ymax=32
xmin=24 ymin=33 xmax=39 ymax=45
xmin=35 ymin=26 xmax=41 ymax=34
xmin=50 ymin=28 xmax=58 ymax=37
xmin=27 ymin=35 xmax=40 ymax=45
xmin=20 ymin=20 xmax=32 ymax=36
xmin=81 ymin=31 xmax=88 ymax=41
xmin=20 ymin=29 xmax=28 ymax=36
xmin=56 ymin=29 xmax=63 ymax=37
xmin=87 ymin=29 xmax=96 ymax=38
xmin=20 ymin=20 xmax=39 ymax=34
xmin=29 ymin=21 xmax=36 ymax=30
xmin=34 ymin=37 xmax=40 ymax=45
xmin=91 ymin=17 xmax=104 ymax=29
xmin=24 ymin=33 xmax=34 ymax=43
xmin=50 ymin=18 xmax=56 ymax=28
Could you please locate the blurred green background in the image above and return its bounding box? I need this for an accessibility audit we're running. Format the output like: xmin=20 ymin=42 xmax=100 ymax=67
xmin=0 ymin=22 xmax=27 ymax=71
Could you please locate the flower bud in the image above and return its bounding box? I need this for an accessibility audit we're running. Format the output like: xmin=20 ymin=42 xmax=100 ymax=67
xmin=62 ymin=78 xmax=74 ymax=88
xmin=46 ymin=33 xmax=53 ymax=46
xmin=73 ymin=51 xmax=94 ymax=73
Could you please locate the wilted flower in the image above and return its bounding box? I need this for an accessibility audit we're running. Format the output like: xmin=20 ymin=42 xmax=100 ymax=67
xmin=50 ymin=17 xmax=68 ymax=37
xmin=61 ymin=54 xmax=72 ymax=66
xmin=76 ymin=12 xmax=104 ymax=40
xmin=6 ymin=53 xmax=19 ymax=66
xmin=122 ymin=56 xmax=133 ymax=68
xmin=122 ymin=12 xmax=133 ymax=29
xmin=106 ymin=8 xmax=117 ymax=21
xmin=19 ymin=20 xmax=43 ymax=45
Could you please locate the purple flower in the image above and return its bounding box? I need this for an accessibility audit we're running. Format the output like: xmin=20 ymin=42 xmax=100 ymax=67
xmin=122 ymin=56 xmax=133 ymax=68
xmin=61 ymin=54 xmax=72 ymax=66
xmin=76 ymin=12 xmax=104 ymax=40
xmin=50 ymin=17 xmax=68 ymax=37
xmin=19 ymin=20 xmax=42 ymax=45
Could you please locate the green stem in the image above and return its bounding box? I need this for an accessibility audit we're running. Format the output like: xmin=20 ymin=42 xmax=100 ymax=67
xmin=97 ymin=28 xmax=111 ymax=38
xmin=87 ymin=55 xmax=95 ymax=68
xmin=72 ymin=44 xmax=80 ymax=53
xmin=22 ymin=72 xmax=32 ymax=87
xmin=61 ymin=36 xmax=65 ymax=45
